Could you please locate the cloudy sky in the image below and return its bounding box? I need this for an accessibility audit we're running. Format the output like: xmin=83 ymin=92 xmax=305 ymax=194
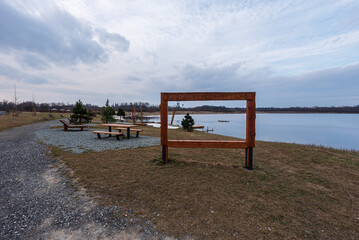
xmin=0 ymin=0 xmax=359 ymax=107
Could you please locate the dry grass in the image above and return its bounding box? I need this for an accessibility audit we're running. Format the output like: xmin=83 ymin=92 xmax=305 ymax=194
xmin=49 ymin=126 xmax=359 ymax=239
xmin=0 ymin=112 xmax=71 ymax=132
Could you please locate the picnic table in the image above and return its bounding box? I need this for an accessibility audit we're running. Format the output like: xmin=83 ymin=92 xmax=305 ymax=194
xmin=100 ymin=124 xmax=138 ymax=139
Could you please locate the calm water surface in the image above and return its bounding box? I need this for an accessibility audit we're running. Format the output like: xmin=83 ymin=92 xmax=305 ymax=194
xmin=164 ymin=113 xmax=359 ymax=151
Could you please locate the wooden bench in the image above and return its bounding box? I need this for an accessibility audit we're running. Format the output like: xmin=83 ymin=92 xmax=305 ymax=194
xmin=92 ymin=131 xmax=124 ymax=140
xmin=59 ymin=119 xmax=88 ymax=131
xmin=116 ymin=128 xmax=143 ymax=137
xmin=134 ymin=123 xmax=147 ymax=126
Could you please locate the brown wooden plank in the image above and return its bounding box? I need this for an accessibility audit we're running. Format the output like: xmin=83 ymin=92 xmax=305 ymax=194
xmin=92 ymin=131 xmax=124 ymax=135
xmin=100 ymin=124 xmax=137 ymax=127
xmin=160 ymin=93 xmax=168 ymax=145
xmin=246 ymin=96 xmax=256 ymax=147
xmin=167 ymin=140 xmax=248 ymax=148
xmin=162 ymin=92 xmax=255 ymax=101
xmin=134 ymin=123 xmax=147 ymax=126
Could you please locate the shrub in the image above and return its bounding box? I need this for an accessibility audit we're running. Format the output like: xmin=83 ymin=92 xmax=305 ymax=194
xmin=181 ymin=113 xmax=195 ymax=132
xmin=87 ymin=109 xmax=96 ymax=117
xmin=117 ymin=108 xmax=125 ymax=120
xmin=70 ymin=100 xmax=93 ymax=124
xmin=101 ymin=99 xmax=116 ymax=123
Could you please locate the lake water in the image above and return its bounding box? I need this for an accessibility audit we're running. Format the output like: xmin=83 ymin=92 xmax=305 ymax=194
xmin=156 ymin=113 xmax=359 ymax=151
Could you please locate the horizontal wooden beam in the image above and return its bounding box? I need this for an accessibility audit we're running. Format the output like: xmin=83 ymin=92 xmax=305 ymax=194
xmin=167 ymin=140 xmax=248 ymax=148
xmin=162 ymin=92 xmax=255 ymax=101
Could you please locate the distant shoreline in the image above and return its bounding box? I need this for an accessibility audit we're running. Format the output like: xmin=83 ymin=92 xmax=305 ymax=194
xmin=142 ymin=111 xmax=359 ymax=115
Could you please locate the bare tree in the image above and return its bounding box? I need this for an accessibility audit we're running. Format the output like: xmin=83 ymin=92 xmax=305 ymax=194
xmin=32 ymin=93 xmax=36 ymax=116
xmin=13 ymin=83 xmax=18 ymax=117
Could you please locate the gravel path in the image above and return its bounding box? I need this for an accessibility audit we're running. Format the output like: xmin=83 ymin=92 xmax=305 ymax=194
xmin=0 ymin=120 xmax=167 ymax=239
xmin=35 ymin=128 xmax=160 ymax=153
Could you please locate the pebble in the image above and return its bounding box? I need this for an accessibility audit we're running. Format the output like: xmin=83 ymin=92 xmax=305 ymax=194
xmin=35 ymin=127 xmax=160 ymax=153
xmin=0 ymin=120 xmax=166 ymax=239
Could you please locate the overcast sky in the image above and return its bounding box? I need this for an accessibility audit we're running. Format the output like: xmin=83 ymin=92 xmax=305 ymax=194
xmin=1 ymin=0 xmax=359 ymax=107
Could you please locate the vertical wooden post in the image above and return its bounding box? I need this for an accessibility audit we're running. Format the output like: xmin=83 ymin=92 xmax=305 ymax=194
xmin=131 ymin=103 xmax=134 ymax=123
xmin=245 ymin=148 xmax=247 ymax=168
xmin=140 ymin=105 xmax=143 ymax=123
xmin=170 ymin=108 xmax=176 ymax=126
xmin=133 ymin=105 xmax=137 ymax=123
xmin=245 ymin=94 xmax=255 ymax=170
xmin=161 ymin=93 xmax=168 ymax=163
xmin=246 ymin=95 xmax=256 ymax=148
xmin=245 ymin=147 xmax=253 ymax=170
xmin=162 ymin=145 xmax=168 ymax=163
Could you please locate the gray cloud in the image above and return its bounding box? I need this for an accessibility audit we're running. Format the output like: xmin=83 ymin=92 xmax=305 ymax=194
xmin=0 ymin=64 xmax=48 ymax=84
xmin=96 ymin=29 xmax=129 ymax=52
xmin=125 ymin=76 xmax=141 ymax=82
xmin=292 ymin=64 xmax=359 ymax=93
xmin=17 ymin=53 xmax=50 ymax=70
xmin=248 ymin=64 xmax=359 ymax=106
xmin=242 ymin=64 xmax=359 ymax=106
xmin=170 ymin=63 xmax=244 ymax=91
xmin=161 ymin=63 xmax=359 ymax=107
xmin=41 ymin=86 xmax=131 ymax=105
xmin=0 ymin=1 xmax=129 ymax=68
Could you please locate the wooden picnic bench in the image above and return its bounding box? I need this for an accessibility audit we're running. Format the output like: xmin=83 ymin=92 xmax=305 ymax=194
xmin=134 ymin=123 xmax=147 ymax=126
xmin=59 ymin=119 xmax=88 ymax=131
xmin=116 ymin=127 xmax=143 ymax=137
xmin=92 ymin=131 xmax=124 ymax=140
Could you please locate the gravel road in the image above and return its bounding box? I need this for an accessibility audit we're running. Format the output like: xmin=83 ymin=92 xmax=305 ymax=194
xmin=35 ymin=128 xmax=160 ymax=153
xmin=0 ymin=120 xmax=167 ymax=239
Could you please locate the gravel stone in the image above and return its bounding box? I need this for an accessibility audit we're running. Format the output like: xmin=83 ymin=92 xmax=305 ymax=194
xmin=35 ymin=127 xmax=160 ymax=153
xmin=0 ymin=120 xmax=169 ymax=239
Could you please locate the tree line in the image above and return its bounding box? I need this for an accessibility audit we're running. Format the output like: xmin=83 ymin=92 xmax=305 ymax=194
xmin=174 ymin=105 xmax=359 ymax=113
xmin=1 ymin=99 xmax=359 ymax=113
xmin=0 ymin=100 xmax=159 ymax=113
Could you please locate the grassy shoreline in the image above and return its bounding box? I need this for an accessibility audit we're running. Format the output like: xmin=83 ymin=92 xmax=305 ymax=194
xmin=49 ymin=125 xmax=359 ymax=239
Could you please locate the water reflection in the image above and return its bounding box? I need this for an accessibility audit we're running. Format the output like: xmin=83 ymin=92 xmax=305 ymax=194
xmin=156 ymin=113 xmax=359 ymax=151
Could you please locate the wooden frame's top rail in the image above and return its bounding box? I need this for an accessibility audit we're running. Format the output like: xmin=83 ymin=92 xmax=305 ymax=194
xmin=162 ymin=92 xmax=255 ymax=101
xmin=100 ymin=124 xmax=138 ymax=127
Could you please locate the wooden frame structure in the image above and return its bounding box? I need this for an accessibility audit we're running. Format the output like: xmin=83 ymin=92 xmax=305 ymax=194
xmin=161 ymin=92 xmax=256 ymax=169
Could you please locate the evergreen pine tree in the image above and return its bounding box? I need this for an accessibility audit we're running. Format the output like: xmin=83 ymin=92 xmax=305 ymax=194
xmin=70 ymin=99 xmax=93 ymax=124
xmin=181 ymin=113 xmax=195 ymax=131
xmin=101 ymin=99 xmax=116 ymax=123
xmin=117 ymin=108 xmax=125 ymax=120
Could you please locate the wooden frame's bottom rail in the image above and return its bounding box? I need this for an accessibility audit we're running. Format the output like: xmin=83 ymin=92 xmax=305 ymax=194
xmin=167 ymin=140 xmax=248 ymax=148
